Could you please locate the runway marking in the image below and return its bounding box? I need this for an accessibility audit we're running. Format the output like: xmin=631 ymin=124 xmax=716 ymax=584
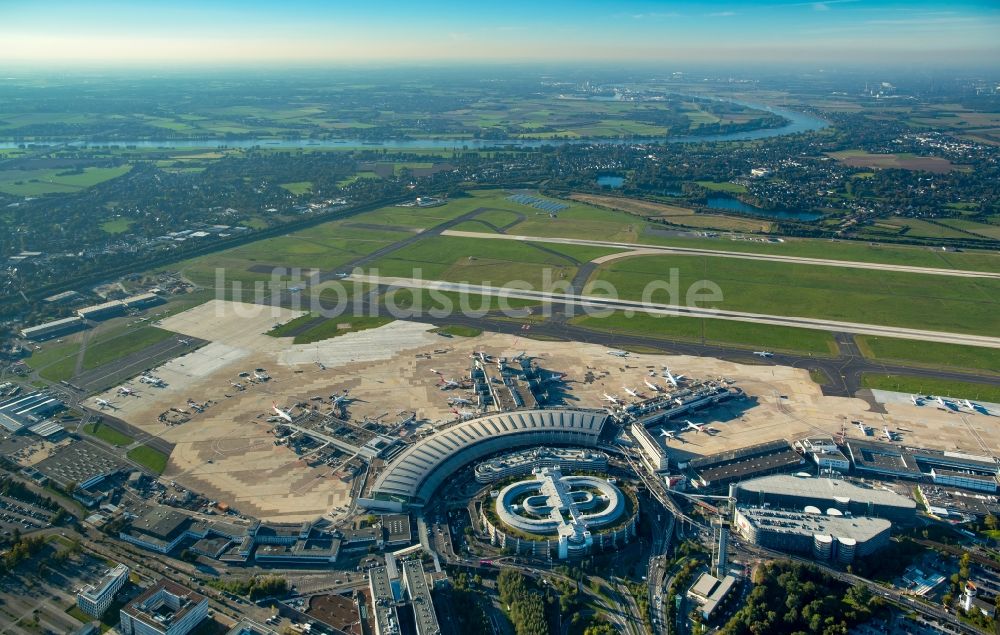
xmin=441 ymin=230 xmax=1000 ymax=279
xmin=348 ymin=273 xmax=1000 ymax=349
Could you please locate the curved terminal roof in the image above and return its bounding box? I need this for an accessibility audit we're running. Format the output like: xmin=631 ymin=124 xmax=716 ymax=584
xmin=371 ymin=409 xmax=608 ymax=504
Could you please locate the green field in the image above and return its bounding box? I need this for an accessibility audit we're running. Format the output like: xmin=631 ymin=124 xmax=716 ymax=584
xmin=26 ymin=341 xmax=82 ymax=382
xmin=589 ymin=253 xmax=1000 ymax=336
xmin=100 ymin=218 xmax=135 ymax=234
xmin=127 ymin=445 xmax=169 ymax=474
xmin=695 ymin=181 xmax=747 ymax=194
xmin=81 ymin=326 xmax=175 ymax=371
xmin=279 ymin=181 xmax=313 ymax=195
xmin=861 ymin=374 xmax=1000 ymax=403
xmin=83 ymin=421 xmax=134 ymax=447
xmin=289 ymin=315 xmax=395 ymax=344
xmin=856 ymin=336 xmax=1000 ymax=374
xmin=570 ymin=311 xmax=837 ymax=355
xmin=0 ymin=165 xmax=132 ymax=196
xmin=369 ymin=234 xmax=624 ymax=289
xmin=434 ymin=324 xmax=483 ymax=337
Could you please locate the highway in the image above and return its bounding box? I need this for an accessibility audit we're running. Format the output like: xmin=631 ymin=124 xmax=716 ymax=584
xmin=441 ymin=230 xmax=1000 ymax=280
xmin=348 ymin=273 xmax=1000 ymax=349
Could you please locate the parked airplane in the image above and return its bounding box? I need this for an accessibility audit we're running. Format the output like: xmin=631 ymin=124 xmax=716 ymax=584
xmin=94 ymin=398 xmax=118 ymax=411
xmin=882 ymin=425 xmax=898 ymax=441
xmin=602 ymin=393 xmax=621 ymax=405
xmin=753 ymin=351 xmax=774 ymax=358
xmin=331 ymin=391 xmax=353 ymax=406
xmin=659 ymin=429 xmax=677 ymax=441
xmin=608 ymin=350 xmax=630 ymax=358
xmin=451 ymin=407 xmax=475 ymax=420
xmin=117 ymin=385 xmax=135 ymax=396
xmin=140 ymin=374 xmax=165 ymax=387
xmin=230 ymin=381 xmax=245 ymax=391
xmin=684 ymin=420 xmax=704 ymax=433
xmin=542 ymin=373 xmax=567 ymax=383
xmin=177 ymin=338 xmax=190 ymax=345
xmin=272 ymin=402 xmax=293 ymax=423
xmin=855 ymin=421 xmax=869 ymax=435
xmin=663 ymin=368 xmax=685 ymax=388
xmin=623 ymin=387 xmax=642 ymax=399
xmin=644 ymin=379 xmax=663 ymax=393
xmin=448 ymin=397 xmax=473 ymax=406
xmin=438 ymin=378 xmax=460 ymax=390
xmin=910 ymin=395 xmax=923 ymax=406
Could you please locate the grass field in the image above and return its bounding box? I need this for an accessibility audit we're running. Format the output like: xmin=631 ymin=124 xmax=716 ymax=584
xmin=81 ymin=326 xmax=175 ymax=371
xmin=290 ymin=315 xmax=394 ymax=344
xmin=0 ymin=165 xmax=132 ymax=196
xmin=570 ymin=311 xmax=837 ymax=355
xmin=127 ymin=445 xmax=169 ymax=474
xmin=100 ymin=218 xmax=135 ymax=234
xmin=829 ymin=150 xmax=960 ymax=174
xmin=83 ymin=422 xmax=134 ymax=447
xmin=279 ymin=181 xmax=312 ymax=195
xmin=861 ymin=373 xmax=1000 ymax=403
xmin=855 ymin=336 xmax=1000 ymax=374
xmin=26 ymin=341 xmax=82 ymax=383
xmin=695 ymin=181 xmax=747 ymax=194
xmin=434 ymin=324 xmax=483 ymax=337
xmin=569 ymin=192 xmax=773 ymax=232
xmin=369 ymin=235 xmax=624 ymax=289
xmin=590 ymin=253 xmax=1000 ymax=336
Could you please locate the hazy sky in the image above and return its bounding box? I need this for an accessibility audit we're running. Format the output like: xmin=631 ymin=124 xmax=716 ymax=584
xmin=1 ymin=0 xmax=998 ymax=67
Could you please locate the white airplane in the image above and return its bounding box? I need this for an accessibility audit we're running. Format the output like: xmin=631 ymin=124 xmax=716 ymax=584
xmin=602 ymin=393 xmax=621 ymax=405
xmin=272 ymin=402 xmax=293 ymax=423
xmin=448 ymin=397 xmax=473 ymax=406
xmin=451 ymin=407 xmax=475 ymax=420
xmin=608 ymin=350 xmax=630 ymax=358
xmin=753 ymin=351 xmax=774 ymax=358
xmin=910 ymin=394 xmax=923 ymax=406
xmin=882 ymin=425 xmax=897 ymax=441
xmin=94 ymin=397 xmax=118 ymax=411
xmin=331 ymin=391 xmax=353 ymax=406
xmin=140 ymin=374 xmax=165 ymax=387
xmin=117 ymin=385 xmax=135 ymax=396
xmin=684 ymin=420 xmax=705 ymax=433
xmin=230 ymin=381 xmax=245 ymax=391
xmin=644 ymin=379 xmax=663 ymax=393
xmin=438 ymin=378 xmax=460 ymax=390
xmin=659 ymin=429 xmax=676 ymax=441
xmin=177 ymin=338 xmax=190 ymax=345
xmin=855 ymin=421 xmax=869 ymax=435
xmin=663 ymin=368 xmax=685 ymax=388
xmin=934 ymin=396 xmax=955 ymax=410
xmin=542 ymin=373 xmax=567 ymax=383
xmin=623 ymin=386 xmax=642 ymax=399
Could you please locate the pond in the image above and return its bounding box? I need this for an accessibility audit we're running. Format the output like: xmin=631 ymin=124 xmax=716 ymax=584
xmin=706 ymin=196 xmax=823 ymax=221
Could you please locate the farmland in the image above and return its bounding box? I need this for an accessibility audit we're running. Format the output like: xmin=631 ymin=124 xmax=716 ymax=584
xmin=828 ymin=150 xmax=963 ymax=173
xmin=0 ymin=165 xmax=132 ymax=196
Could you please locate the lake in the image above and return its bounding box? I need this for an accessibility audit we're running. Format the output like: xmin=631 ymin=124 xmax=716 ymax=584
xmin=706 ymin=196 xmax=823 ymax=221
xmin=596 ymin=175 xmax=625 ymax=188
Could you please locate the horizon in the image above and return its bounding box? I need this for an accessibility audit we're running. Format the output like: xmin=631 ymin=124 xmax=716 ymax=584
xmin=2 ymin=0 xmax=999 ymax=68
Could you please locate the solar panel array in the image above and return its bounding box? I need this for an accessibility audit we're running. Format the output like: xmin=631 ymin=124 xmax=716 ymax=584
xmin=507 ymin=194 xmax=568 ymax=213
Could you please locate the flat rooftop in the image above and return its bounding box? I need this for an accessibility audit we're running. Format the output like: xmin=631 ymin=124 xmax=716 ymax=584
xmin=733 ymin=474 xmax=917 ymax=510
xmin=736 ymin=506 xmax=891 ymax=543
xmin=688 ymin=439 xmax=803 ymax=485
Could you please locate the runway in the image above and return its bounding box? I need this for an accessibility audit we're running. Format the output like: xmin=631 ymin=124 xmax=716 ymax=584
xmin=348 ymin=273 xmax=1000 ymax=349
xmin=441 ymin=230 xmax=1000 ymax=279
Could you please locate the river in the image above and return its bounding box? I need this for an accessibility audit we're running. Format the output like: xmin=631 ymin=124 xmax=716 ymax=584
xmin=0 ymin=100 xmax=827 ymax=150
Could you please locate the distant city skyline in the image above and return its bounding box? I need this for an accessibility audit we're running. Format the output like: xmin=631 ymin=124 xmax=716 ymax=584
xmin=1 ymin=0 xmax=998 ymax=67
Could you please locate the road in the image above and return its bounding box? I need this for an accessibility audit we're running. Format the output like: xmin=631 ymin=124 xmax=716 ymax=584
xmin=440 ymin=230 xmax=1000 ymax=280
xmin=348 ymin=273 xmax=1000 ymax=349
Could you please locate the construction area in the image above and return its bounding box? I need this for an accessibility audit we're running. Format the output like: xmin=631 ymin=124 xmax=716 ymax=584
xmin=88 ymin=300 xmax=1000 ymax=523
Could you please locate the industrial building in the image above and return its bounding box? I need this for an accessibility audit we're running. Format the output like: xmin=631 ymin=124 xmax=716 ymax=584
xmin=631 ymin=421 xmax=668 ymax=472
xmin=369 ymin=566 xmax=400 ymax=635
xmin=729 ymin=473 xmax=917 ymax=523
xmin=474 ymin=447 xmax=608 ymax=483
xmin=77 ymin=563 xmax=130 ymax=617
xmin=846 ymin=440 xmax=1000 ymax=491
xmin=119 ymin=579 xmax=208 ymax=635
xmin=688 ymin=572 xmax=738 ymax=621
xmin=76 ymin=292 xmax=163 ymax=322
xmin=0 ymin=391 xmax=65 ymax=436
xmin=402 ymin=560 xmax=441 ymax=635
xmin=20 ymin=315 xmax=86 ymax=340
xmin=684 ymin=439 xmax=805 ymax=490
xmin=732 ymin=506 xmax=891 ymax=564
xmin=795 ymin=437 xmax=851 ymax=472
